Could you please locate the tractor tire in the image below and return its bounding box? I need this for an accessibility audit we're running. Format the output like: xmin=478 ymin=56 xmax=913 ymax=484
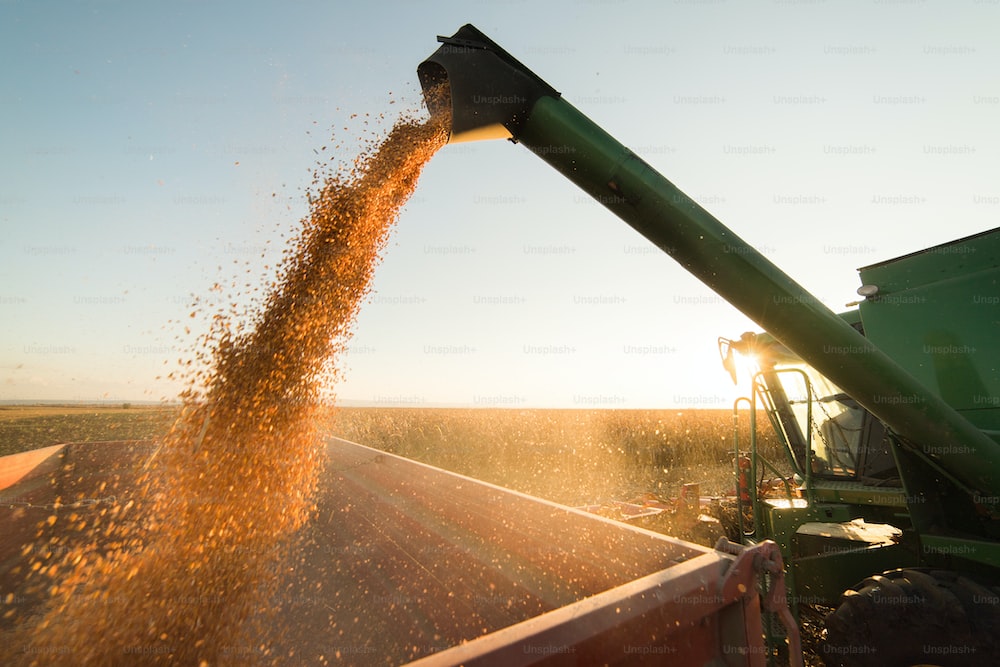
xmin=821 ymin=568 xmax=1000 ymax=667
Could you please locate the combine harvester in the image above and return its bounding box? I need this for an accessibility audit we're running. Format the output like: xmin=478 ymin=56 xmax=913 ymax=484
xmin=415 ymin=24 xmax=1000 ymax=666
xmin=2 ymin=23 xmax=997 ymax=666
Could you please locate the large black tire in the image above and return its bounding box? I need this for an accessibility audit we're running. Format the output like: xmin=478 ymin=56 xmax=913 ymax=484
xmin=822 ymin=568 xmax=1000 ymax=667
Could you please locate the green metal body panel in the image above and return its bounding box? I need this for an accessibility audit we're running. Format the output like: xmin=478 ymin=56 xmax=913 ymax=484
xmin=920 ymin=534 xmax=1000 ymax=570
xmin=754 ymin=500 xmax=922 ymax=609
xmin=858 ymin=229 xmax=1000 ymax=442
xmin=809 ymin=481 xmax=908 ymax=509
xmin=791 ymin=543 xmax=919 ymax=608
xmin=752 ymin=503 xmax=852 ymax=615
xmin=760 ymin=503 xmax=852 ymax=554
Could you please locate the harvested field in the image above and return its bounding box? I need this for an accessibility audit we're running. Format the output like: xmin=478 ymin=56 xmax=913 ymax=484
xmin=0 ymin=405 xmax=179 ymax=458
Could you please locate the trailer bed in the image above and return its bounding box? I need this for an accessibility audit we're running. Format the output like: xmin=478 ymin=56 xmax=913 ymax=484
xmin=1 ymin=438 xmax=792 ymax=665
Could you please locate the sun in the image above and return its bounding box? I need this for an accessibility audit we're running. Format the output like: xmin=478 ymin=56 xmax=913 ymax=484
xmin=718 ymin=336 xmax=760 ymax=387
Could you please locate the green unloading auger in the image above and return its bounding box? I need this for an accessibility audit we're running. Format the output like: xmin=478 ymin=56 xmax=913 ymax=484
xmin=418 ymin=24 xmax=1000 ymax=498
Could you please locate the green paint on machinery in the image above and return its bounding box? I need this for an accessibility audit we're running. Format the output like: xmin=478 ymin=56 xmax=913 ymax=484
xmin=857 ymin=232 xmax=1000 ymax=438
xmin=420 ymin=23 xmax=1000 ymax=665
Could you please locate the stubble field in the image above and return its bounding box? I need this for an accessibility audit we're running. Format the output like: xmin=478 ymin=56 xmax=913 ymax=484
xmin=0 ymin=404 xmax=179 ymax=459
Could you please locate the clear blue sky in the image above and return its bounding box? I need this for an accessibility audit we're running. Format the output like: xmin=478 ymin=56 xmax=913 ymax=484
xmin=2 ymin=1 xmax=997 ymax=408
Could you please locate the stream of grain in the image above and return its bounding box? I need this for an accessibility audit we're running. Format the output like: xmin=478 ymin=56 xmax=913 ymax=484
xmin=6 ymin=96 xmax=449 ymax=666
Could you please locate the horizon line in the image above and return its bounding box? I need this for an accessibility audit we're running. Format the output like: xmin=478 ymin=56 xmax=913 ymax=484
xmin=0 ymin=398 xmax=739 ymax=411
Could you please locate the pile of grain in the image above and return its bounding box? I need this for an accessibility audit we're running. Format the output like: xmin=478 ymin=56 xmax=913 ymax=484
xmin=7 ymin=96 xmax=449 ymax=665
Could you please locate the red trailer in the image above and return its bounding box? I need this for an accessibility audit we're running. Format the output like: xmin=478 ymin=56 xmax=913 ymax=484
xmin=1 ymin=438 xmax=798 ymax=665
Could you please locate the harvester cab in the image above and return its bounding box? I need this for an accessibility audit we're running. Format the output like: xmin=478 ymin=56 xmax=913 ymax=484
xmin=721 ymin=328 xmax=895 ymax=483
